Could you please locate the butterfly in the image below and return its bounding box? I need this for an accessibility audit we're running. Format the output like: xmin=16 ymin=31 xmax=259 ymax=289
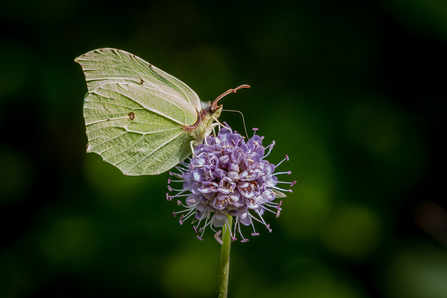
xmin=75 ymin=48 xmax=249 ymax=175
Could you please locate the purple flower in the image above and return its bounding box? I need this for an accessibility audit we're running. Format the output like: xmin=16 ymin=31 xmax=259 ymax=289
xmin=167 ymin=125 xmax=295 ymax=243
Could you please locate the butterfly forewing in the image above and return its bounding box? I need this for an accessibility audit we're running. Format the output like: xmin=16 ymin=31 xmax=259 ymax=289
xmin=76 ymin=48 xmax=200 ymax=175
xmin=86 ymin=83 xmax=194 ymax=126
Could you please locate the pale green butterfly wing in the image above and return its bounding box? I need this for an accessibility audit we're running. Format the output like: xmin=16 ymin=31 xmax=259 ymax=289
xmin=75 ymin=48 xmax=201 ymax=175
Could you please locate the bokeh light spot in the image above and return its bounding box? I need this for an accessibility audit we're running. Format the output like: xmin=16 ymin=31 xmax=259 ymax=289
xmin=385 ymin=243 xmax=447 ymax=298
xmin=38 ymin=216 xmax=99 ymax=270
xmin=83 ymin=153 xmax=148 ymax=206
xmin=0 ymin=148 xmax=34 ymax=205
xmin=0 ymin=43 xmax=33 ymax=98
xmin=320 ymin=205 xmax=381 ymax=258
xmin=161 ymin=242 xmax=219 ymax=298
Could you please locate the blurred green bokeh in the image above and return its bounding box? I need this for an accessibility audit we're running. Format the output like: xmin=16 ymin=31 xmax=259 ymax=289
xmin=1 ymin=0 xmax=445 ymax=297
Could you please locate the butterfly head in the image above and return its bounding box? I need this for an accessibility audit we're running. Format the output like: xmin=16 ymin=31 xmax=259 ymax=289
xmin=185 ymin=85 xmax=250 ymax=141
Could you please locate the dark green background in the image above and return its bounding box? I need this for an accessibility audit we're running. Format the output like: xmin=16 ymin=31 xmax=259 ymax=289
xmin=1 ymin=0 xmax=445 ymax=297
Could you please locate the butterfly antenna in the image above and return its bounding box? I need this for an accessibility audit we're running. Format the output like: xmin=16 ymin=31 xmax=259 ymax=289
xmin=210 ymin=84 xmax=250 ymax=112
xmin=222 ymin=109 xmax=249 ymax=139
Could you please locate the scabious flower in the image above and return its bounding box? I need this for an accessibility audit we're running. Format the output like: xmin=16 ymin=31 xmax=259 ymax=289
xmin=167 ymin=125 xmax=295 ymax=243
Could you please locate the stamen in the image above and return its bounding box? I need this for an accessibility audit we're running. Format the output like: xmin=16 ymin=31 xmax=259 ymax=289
xmin=197 ymin=235 xmax=203 ymax=241
xmin=182 ymin=211 xmax=197 ymax=222
xmin=198 ymin=215 xmax=214 ymax=239
xmin=266 ymin=201 xmax=281 ymax=206
xmin=267 ymin=183 xmax=292 ymax=193
xmin=251 ymin=210 xmax=271 ymax=232
xmin=194 ymin=215 xmax=207 ymax=234
xmin=172 ymin=211 xmax=176 ymax=217
xmin=250 ymin=221 xmax=259 ymax=236
xmin=233 ymin=217 xmax=240 ymax=242
xmin=185 ymin=197 xmax=198 ymax=205
xmin=252 ymin=128 xmax=258 ymax=136
xmin=235 ymin=221 xmax=249 ymax=242
xmin=276 ymin=208 xmax=281 ymax=218
xmin=249 ymin=213 xmax=267 ymax=225
xmin=179 ymin=214 xmax=185 ymax=222
xmin=276 ymin=180 xmax=295 ymax=185
xmin=223 ymin=221 xmax=235 ymax=242
xmin=275 ymin=155 xmax=288 ymax=167
xmin=273 ymin=171 xmax=291 ymax=176
xmin=169 ymin=189 xmax=189 ymax=200
xmin=214 ymin=230 xmax=223 ymax=245
xmin=197 ymin=211 xmax=215 ymax=240
xmin=173 ymin=209 xmax=191 ymax=215
xmin=263 ymin=141 xmax=275 ymax=158
xmin=175 ymin=166 xmax=187 ymax=173
xmin=170 ymin=193 xmax=191 ymax=199
xmin=209 ymin=223 xmax=218 ymax=233
xmin=178 ymin=201 xmax=203 ymax=223
xmin=168 ymin=179 xmax=184 ymax=183
xmin=169 ymin=186 xmax=185 ymax=192
xmin=262 ymin=205 xmax=279 ymax=216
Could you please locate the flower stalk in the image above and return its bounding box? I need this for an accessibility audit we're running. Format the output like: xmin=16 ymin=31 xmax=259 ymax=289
xmin=218 ymin=215 xmax=232 ymax=298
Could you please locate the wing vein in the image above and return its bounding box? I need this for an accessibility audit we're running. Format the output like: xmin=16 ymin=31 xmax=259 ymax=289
xmin=124 ymin=131 xmax=184 ymax=173
xmin=101 ymin=87 xmax=186 ymax=125
xmin=123 ymin=56 xmax=189 ymax=123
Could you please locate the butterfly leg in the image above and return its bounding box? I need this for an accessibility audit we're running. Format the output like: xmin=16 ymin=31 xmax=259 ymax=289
xmin=190 ymin=140 xmax=195 ymax=157
xmin=212 ymin=116 xmax=224 ymax=128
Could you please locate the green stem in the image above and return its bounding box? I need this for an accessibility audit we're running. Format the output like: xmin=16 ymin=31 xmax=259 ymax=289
xmin=218 ymin=215 xmax=233 ymax=298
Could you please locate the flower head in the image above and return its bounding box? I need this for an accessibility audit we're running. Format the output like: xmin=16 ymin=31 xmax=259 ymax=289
xmin=167 ymin=125 xmax=295 ymax=243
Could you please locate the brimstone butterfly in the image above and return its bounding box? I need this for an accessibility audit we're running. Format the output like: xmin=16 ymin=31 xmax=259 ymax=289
xmin=75 ymin=48 xmax=249 ymax=175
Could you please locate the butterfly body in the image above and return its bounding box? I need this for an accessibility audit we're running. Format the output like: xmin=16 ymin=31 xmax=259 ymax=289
xmin=187 ymin=101 xmax=223 ymax=147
